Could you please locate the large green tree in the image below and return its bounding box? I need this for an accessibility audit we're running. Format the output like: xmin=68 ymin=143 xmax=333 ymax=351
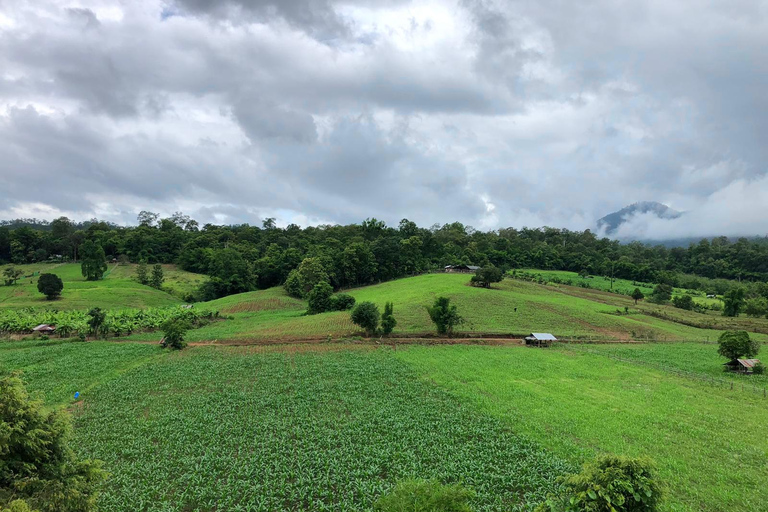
xmin=36 ymin=273 xmax=63 ymax=300
xmin=427 ymin=297 xmax=463 ymax=336
xmin=79 ymin=240 xmax=107 ymax=281
xmin=722 ymin=287 xmax=746 ymax=317
xmin=0 ymin=373 xmax=105 ymax=511
xmin=284 ymin=257 xmax=329 ymax=298
xmin=717 ymin=330 xmax=759 ymax=360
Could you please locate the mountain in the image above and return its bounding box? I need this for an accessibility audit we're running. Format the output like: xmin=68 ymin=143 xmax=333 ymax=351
xmin=597 ymin=201 xmax=682 ymax=236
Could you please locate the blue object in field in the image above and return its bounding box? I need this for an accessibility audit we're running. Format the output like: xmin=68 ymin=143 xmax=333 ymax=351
xmin=74 ymin=392 xmax=80 ymax=399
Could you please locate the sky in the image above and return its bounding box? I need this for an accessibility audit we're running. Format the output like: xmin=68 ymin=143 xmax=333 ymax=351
xmin=1 ymin=0 xmax=767 ymax=239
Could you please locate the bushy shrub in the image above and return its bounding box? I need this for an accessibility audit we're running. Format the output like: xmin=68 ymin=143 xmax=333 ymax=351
xmin=470 ymin=266 xmax=503 ymax=288
xmin=329 ymin=293 xmax=356 ymax=311
xmin=0 ymin=373 xmax=105 ymax=511
xmin=717 ymin=330 xmax=759 ymax=360
xmin=427 ymin=297 xmax=463 ymax=336
xmin=381 ymin=302 xmax=397 ymax=335
xmin=753 ymin=362 xmax=765 ymax=375
xmin=672 ymin=295 xmax=693 ymax=310
xmin=535 ymin=455 xmax=662 ymax=512
xmin=86 ymin=308 xmax=107 ymax=338
xmin=351 ymin=301 xmax=380 ymax=336
xmin=307 ymin=282 xmax=334 ymax=315
xmin=160 ymin=319 xmax=189 ymax=350
xmin=647 ymin=284 xmax=672 ymax=304
xmin=374 ymin=479 xmax=475 ymax=512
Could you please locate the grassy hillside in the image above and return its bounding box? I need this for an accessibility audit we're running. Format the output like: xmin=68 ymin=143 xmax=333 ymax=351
xmin=397 ymin=344 xmax=768 ymax=512
xmin=0 ymin=263 xmax=205 ymax=310
xmin=125 ymin=273 xmax=768 ymax=343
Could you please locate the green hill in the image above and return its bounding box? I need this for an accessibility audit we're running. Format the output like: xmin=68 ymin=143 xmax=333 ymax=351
xmin=125 ymin=273 xmax=768 ymax=343
xmin=0 ymin=263 xmax=206 ymax=310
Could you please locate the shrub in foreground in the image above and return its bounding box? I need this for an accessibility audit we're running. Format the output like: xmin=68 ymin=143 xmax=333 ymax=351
xmin=0 ymin=373 xmax=105 ymax=512
xmin=536 ymin=455 xmax=662 ymax=512
xmin=381 ymin=302 xmax=397 ymax=335
xmin=330 ymin=293 xmax=356 ymax=311
xmin=374 ymin=479 xmax=475 ymax=512
xmin=307 ymin=282 xmax=334 ymax=315
xmin=351 ymin=301 xmax=379 ymax=336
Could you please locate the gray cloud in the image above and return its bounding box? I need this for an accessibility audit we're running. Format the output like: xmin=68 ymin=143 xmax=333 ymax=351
xmin=0 ymin=0 xmax=766 ymax=237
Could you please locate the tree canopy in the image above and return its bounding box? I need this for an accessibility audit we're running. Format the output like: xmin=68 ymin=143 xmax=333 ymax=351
xmin=79 ymin=240 xmax=107 ymax=281
xmin=36 ymin=273 xmax=63 ymax=300
xmin=717 ymin=331 xmax=760 ymax=360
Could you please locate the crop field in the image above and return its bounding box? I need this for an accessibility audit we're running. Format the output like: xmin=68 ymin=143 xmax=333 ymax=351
xmin=396 ymin=344 xmax=768 ymax=512
xmin=0 ymin=263 xmax=203 ymax=310
xmin=124 ymin=273 xmax=767 ymax=343
xmin=569 ymin=341 xmax=768 ymax=386
xmin=2 ymin=341 xmax=572 ymax=511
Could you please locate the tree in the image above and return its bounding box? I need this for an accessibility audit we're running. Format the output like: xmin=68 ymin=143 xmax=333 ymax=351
xmin=470 ymin=266 xmax=503 ymax=288
xmin=160 ymin=319 xmax=188 ymax=350
xmin=648 ymin=284 xmax=672 ymax=304
xmin=136 ymin=260 xmax=149 ymax=285
xmin=427 ymin=297 xmax=463 ymax=336
xmin=150 ymin=264 xmax=164 ymax=289
xmin=2 ymin=267 xmax=23 ymax=286
xmin=137 ymin=210 xmax=159 ymax=227
xmin=535 ymin=455 xmax=662 ymax=512
xmin=672 ymin=295 xmax=694 ymax=310
xmin=351 ymin=301 xmax=380 ymax=336
xmin=631 ymin=288 xmax=645 ymax=305
xmin=87 ymin=307 xmax=107 ymax=338
xmin=36 ymin=273 xmax=63 ymax=300
xmin=284 ymin=258 xmax=329 ymax=298
xmin=306 ymin=281 xmax=333 ymax=315
xmin=0 ymin=373 xmax=105 ymax=511
xmin=743 ymin=297 xmax=768 ymax=318
xmin=374 ymin=479 xmax=475 ymax=512
xmin=79 ymin=240 xmax=107 ymax=281
xmin=381 ymin=302 xmax=397 ymax=335
xmin=722 ymin=287 xmax=746 ymax=317
xmin=329 ymin=293 xmax=356 ymax=311
xmin=717 ymin=330 xmax=759 ymax=360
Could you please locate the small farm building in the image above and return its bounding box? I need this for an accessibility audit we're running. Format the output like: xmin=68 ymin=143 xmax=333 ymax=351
xmin=445 ymin=264 xmax=481 ymax=273
xmin=723 ymin=358 xmax=761 ymax=374
xmin=524 ymin=333 xmax=557 ymax=347
xmin=32 ymin=324 xmax=56 ymax=334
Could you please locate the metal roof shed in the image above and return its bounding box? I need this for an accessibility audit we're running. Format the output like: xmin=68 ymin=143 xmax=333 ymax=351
xmin=524 ymin=333 xmax=557 ymax=347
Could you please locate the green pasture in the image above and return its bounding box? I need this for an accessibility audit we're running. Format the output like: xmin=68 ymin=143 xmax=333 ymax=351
xmin=126 ymin=273 xmax=764 ymax=343
xmin=0 ymin=263 xmax=204 ymax=310
xmin=397 ymin=344 xmax=768 ymax=512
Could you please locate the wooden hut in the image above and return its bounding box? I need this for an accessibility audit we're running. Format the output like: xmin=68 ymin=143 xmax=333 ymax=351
xmin=524 ymin=333 xmax=557 ymax=347
xmin=32 ymin=324 xmax=56 ymax=334
xmin=723 ymin=358 xmax=761 ymax=374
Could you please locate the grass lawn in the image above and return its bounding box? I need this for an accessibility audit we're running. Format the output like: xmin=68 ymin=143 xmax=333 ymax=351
xmin=0 ymin=263 xmax=204 ymax=310
xmin=396 ymin=344 xmax=768 ymax=512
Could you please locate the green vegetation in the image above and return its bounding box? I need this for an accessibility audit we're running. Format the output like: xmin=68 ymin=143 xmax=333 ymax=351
xmin=159 ymin=318 xmax=188 ymax=349
xmin=536 ymin=456 xmax=662 ymax=512
xmin=2 ymin=344 xmax=570 ymax=511
xmin=150 ymin=264 xmax=164 ymax=289
xmin=470 ymin=266 xmax=503 ymax=288
xmin=0 ymin=373 xmax=105 ymax=511
xmin=79 ymin=240 xmax=107 ymax=281
xmin=396 ymin=345 xmax=768 ymax=511
xmin=375 ymin=479 xmax=475 ymax=512
xmin=36 ymin=273 xmax=62 ymax=300
xmin=306 ymin=281 xmax=334 ymax=314
xmin=381 ymin=302 xmax=397 ymax=335
xmin=427 ymin=296 xmax=464 ymax=335
xmin=717 ymin=330 xmax=759 ymax=360
xmin=351 ymin=301 xmax=380 ymax=335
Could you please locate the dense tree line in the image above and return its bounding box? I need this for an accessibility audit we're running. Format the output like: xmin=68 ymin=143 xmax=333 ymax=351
xmin=2 ymin=213 xmax=768 ymax=300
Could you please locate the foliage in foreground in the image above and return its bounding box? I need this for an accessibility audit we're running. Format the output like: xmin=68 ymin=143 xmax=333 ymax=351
xmin=427 ymin=297 xmax=463 ymax=336
xmin=0 ymin=373 xmax=105 ymax=512
xmin=381 ymin=302 xmax=397 ymax=335
xmin=160 ymin=319 xmax=188 ymax=349
xmin=374 ymin=479 xmax=475 ymax=512
xmin=717 ymin=330 xmax=760 ymax=360
xmin=535 ymin=455 xmax=662 ymax=512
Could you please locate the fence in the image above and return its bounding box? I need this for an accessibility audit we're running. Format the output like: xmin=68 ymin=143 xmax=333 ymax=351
xmin=556 ymin=343 xmax=767 ymax=399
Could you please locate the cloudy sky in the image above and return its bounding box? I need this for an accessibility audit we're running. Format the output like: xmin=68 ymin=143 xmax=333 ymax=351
xmin=1 ymin=0 xmax=767 ymax=238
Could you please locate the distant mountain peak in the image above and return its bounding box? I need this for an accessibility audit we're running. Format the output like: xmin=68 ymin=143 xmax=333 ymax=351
xmin=597 ymin=201 xmax=681 ymax=235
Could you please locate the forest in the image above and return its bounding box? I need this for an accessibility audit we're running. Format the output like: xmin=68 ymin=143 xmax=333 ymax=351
xmin=2 ymin=213 xmax=768 ymax=301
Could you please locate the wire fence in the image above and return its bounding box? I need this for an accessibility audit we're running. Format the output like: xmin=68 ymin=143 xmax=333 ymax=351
xmin=556 ymin=343 xmax=768 ymax=399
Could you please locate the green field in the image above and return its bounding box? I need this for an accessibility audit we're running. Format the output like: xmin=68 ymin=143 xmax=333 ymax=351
xmin=122 ymin=273 xmax=768 ymax=343
xmin=1 ymin=341 xmax=570 ymax=512
xmin=0 ymin=263 xmax=205 ymax=310
xmin=397 ymin=344 xmax=768 ymax=512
